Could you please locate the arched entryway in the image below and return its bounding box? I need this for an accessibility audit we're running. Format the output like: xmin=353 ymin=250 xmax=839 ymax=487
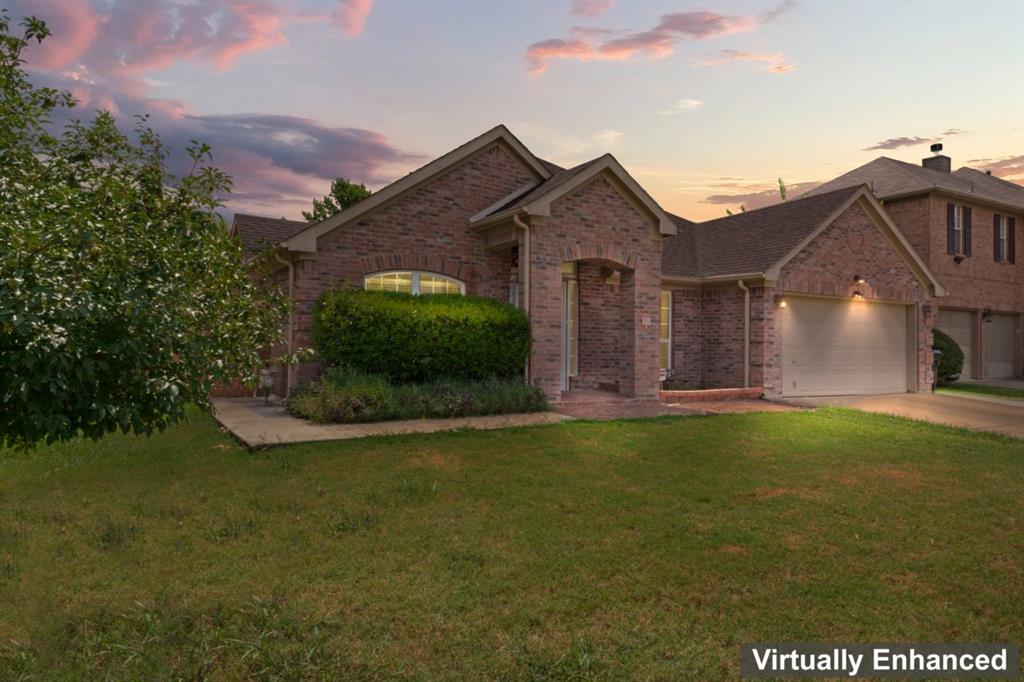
xmin=560 ymin=257 xmax=639 ymax=395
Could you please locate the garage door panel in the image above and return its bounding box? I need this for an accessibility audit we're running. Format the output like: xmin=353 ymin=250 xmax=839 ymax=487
xmin=782 ymin=297 xmax=909 ymax=397
xmin=936 ymin=310 xmax=973 ymax=379
xmin=986 ymin=314 xmax=1017 ymax=379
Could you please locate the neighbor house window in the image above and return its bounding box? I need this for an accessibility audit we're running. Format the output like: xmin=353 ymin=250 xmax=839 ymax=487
xmin=659 ymin=291 xmax=672 ymax=371
xmin=364 ymin=271 xmax=464 ymax=295
xmin=947 ymin=203 xmax=972 ymax=256
xmin=995 ymin=215 xmax=1009 ymax=262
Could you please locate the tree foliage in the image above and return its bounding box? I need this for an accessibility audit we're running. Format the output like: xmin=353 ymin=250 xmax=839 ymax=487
xmin=932 ymin=329 xmax=964 ymax=386
xmin=302 ymin=177 xmax=371 ymax=223
xmin=0 ymin=12 xmax=285 ymax=447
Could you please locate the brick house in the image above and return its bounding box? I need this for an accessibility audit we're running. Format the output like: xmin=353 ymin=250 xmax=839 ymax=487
xmin=811 ymin=148 xmax=1023 ymax=380
xmin=233 ymin=125 xmax=952 ymax=402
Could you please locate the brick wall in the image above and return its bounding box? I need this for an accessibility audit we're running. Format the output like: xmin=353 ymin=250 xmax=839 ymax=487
xmin=885 ymin=194 xmax=1023 ymax=378
xmin=576 ymin=262 xmax=622 ymax=389
xmin=288 ymin=141 xmax=539 ymax=387
xmin=766 ymin=200 xmax=935 ymax=395
xmin=528 ymin=174 xmax=663 ymax=399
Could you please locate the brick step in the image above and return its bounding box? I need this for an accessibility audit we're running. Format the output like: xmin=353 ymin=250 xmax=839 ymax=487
xmin=659 ymin=387 xmax=764 ymax=403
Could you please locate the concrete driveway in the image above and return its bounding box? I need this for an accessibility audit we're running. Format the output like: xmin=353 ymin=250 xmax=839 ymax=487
xmin=792 ymin=392 xmax=1024 ymax=439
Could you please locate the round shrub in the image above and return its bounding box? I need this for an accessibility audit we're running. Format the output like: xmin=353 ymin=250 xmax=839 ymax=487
xmin=314 ymin=289 xmax=531 ymax=383
xmin=932 ymin=328 xmax=964 ymax=385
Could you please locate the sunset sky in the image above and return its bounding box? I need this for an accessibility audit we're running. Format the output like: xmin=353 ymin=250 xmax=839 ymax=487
xmin=5 ymin=0 xmax=1023 ymax=221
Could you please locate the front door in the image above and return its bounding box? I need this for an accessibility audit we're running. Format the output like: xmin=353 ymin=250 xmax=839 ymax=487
xmin=561 ymin=278 xmax=578 ymax=391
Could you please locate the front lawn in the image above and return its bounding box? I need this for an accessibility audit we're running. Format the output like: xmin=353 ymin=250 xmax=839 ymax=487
xmin=2 ymin=409 xmax=1022 ymax=679
xmin=940 ymin=382 xmax=1024 ymax=401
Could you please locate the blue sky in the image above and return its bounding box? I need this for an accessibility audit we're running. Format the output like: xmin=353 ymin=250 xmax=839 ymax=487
xmin=6 ymin=0 xmax=1023 ymax=220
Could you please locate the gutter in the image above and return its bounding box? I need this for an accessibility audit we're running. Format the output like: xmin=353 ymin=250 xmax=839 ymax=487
xmin=737 ymin=279 xmax=750 ymax=389
xmin=512 ymin=212 xmax=532 ymax=384
xmin=272 ymin=250 xmax=295 ymax=396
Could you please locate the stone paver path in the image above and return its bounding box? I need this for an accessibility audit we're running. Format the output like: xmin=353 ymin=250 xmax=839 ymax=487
xmin=213 ymin=398 xmax=567 ymax=448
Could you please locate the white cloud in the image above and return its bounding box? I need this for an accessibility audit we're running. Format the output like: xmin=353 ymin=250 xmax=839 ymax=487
xmin=661 ymin=98 xmax=704 ymax=114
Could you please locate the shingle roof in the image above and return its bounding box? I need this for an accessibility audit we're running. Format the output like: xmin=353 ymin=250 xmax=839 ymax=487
xmin=807 ymin=157 xmax=1024 ymax=212
xmin=661 ymin=185 xmax=862 ymax=278
xmin=484 ymin=156 xmax=604 ymax=216
xmin=232 ymin=213 xmax=308 ymax=254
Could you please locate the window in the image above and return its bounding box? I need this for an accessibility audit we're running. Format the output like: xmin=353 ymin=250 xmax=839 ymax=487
xmin=995 ymin=215 xmax=1009 ymax=262
xmin=952 ymin=205 xmax=964 ymax=254
xmin=947 ymin=203 xmax=972 ymax=256
xmin=659 ymin=291 xmax=672 ymax=371
xmin=562 ymin=262 xmax=578 ymax=380
xmin=364 ymin=271 xmax=464 ymax=295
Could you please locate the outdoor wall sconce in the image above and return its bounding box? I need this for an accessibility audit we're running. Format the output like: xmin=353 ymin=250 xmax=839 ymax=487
xmin=982 ymin=307 xmax=994 ymax=323
xmin=953 ymin=254 xmax=965 ymax=264
xmin=777 ymin=298 xmax=787 ymax=308
xmin=852 ymin=291 xmax=864 ymax=299
xmin=854 ymin=274 xmax=867 ymax=284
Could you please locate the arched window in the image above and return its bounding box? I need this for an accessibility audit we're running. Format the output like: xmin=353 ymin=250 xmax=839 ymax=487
xmin=364 ymin=271 xmax=464 ymax=295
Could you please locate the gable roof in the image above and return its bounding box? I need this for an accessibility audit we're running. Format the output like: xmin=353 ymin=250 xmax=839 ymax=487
xmin=471 ymin=153 xmax=677 ymax=235
xmin=953 ymin=167 xmax=1024 ymax=208
xmin=231 ymin=213 xmax=308 ymax=254
xmin=282 ymin=124 xmax=553 ymax=253
xmin=661 ymin=185 xmax=945 ymax=295
xmin=807 ymin=157 xmax=1024 ymax=213
xmin=663 ymin=186 xmax=863 ymax=279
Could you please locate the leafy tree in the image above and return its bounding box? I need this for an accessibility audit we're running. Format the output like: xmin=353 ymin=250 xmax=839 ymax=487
xmin=0 ymin=12 xmax=285 ymax=448
xmin=302 ymin=177 xmax=371 ymax=223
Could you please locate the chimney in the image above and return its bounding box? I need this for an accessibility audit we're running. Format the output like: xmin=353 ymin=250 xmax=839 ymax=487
xmin=922 ymin=142 xmax=951 ymax=173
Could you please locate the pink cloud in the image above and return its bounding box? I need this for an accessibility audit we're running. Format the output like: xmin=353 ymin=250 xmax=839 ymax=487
xmin=969 ymin=155 xmax=1024 ymax=182
xmin=18 ymin=1 xmax=102 ymax=70
xmin=334 ymin=0 xmax=374 ymax=36
xmin=570 ymin=0 xmax=614 ymax=18
xmin=696 ymin=49 xmax=797 ymax=74
xmin=526 ymin=2 xmax=794 ymax=75
xmin=12 ymin=0 xmax=372 ymax=81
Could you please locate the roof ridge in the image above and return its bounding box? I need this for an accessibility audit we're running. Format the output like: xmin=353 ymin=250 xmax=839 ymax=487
xmin=698 ymin=184 xmax=862 ymax=225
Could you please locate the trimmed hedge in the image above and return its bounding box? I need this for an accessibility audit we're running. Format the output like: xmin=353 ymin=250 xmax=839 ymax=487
xmin=314 ymin=289 xmax=530 ymax=383
xmin=932 ymin=328 xmax=964 ymax=385
xmin=287 ymin=369 xmax=548 ymax=423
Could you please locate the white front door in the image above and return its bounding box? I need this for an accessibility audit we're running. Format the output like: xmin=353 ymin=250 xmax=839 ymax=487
xmin=781 ymin=296 xmax=910 ymax=397
xmin=561 ymin=278 xmax=578 ymax=391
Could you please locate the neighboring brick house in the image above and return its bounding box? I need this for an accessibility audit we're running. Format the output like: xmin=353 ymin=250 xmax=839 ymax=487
xmin=810 ymin=149 xmax=1023 ymax=379
xmin=232 ymin=125 xmax=948 ymax=401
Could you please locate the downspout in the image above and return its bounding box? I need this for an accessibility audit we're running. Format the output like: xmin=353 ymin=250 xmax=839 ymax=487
xmin=737 ymin=279 xmax=750 ymax=388
xmin=273 ymin=250 xmax=295 ymax=397
xmin=512 ymin=212 xmax=531 ymax=383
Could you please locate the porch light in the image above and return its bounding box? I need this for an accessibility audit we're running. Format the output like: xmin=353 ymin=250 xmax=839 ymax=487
xmin=852 ymin=291 xmax=864 ymax=299
xmin=777 ymin=299 xmax=787 ymax=308
xmin=854 ymin=275 xmax=867 ymax=284
xmin=982 ymin=307 xmax=994 ymax=323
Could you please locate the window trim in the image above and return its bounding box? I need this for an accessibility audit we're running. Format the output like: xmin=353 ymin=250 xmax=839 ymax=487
xmin=363 ymin=270 xmax=466 ymax=295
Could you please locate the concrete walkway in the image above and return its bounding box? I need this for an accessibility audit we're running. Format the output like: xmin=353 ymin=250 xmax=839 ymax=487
xmin=792 ymin=392 xmax=1024 ymax=439
xmin=212 ymin=398 xmax=566 ymax=448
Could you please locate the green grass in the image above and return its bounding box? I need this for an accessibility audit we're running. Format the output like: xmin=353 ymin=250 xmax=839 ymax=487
xmin=1 ymin=409 xmax=1023 ymax=680
xmin=940 ymin=382 xmax=1024 ymax=401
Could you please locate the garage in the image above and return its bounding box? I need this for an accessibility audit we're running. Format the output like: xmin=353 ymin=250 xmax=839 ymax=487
xmin=781 ymin=296 xmax=910 ymax=397
xmin=937 ymin=309 xmax=974 ymax=379
xmin=985 ymin=314 xmax=1018 ymax=378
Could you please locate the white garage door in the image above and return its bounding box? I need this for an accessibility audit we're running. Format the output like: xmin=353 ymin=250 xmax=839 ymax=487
xmin=986 ymin=314 xmax=1018 ymax=379
xmin=937 ymin=310 xmax=974 ymax=379
xmin=782 ymin=296 xmax=909 ymax=397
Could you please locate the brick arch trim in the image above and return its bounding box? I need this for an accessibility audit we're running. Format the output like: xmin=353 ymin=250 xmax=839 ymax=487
xmin=360 ymin=254 xmax=476 ymax=285
xmin=561 ymin=242 xmax=638 ymax=270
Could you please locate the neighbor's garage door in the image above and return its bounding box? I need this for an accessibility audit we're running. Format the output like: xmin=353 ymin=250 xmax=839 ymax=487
xmin=781 ymin=296 xmax=909 ymax=397
xmin=937 ymin=310 xmax=974 ymax=379
xmin=985 ymin=314 xmax=1018 ymax=379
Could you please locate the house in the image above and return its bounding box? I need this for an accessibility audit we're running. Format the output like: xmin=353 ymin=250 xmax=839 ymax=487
xmin=233 ymin=125 xmax=948 ymax=402
xmin=809 ymin=147 xmax=1023 ymax=380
